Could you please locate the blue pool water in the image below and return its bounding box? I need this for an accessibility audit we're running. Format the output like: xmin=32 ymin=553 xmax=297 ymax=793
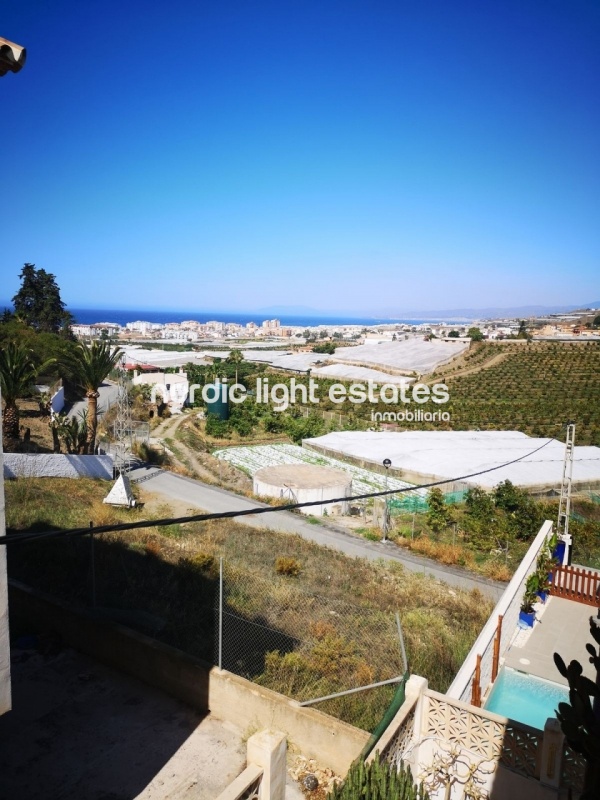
xmin=484 ymin=667 xmax=569 ymax=730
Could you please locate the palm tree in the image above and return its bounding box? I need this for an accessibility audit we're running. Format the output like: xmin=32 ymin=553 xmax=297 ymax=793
xmin=0 ymin=342 xmax=54 ymax=451
xmin=226 ymin=348 xmax=244 ymax=365
xmin=62 ymin=340 xmax=123 ymax=453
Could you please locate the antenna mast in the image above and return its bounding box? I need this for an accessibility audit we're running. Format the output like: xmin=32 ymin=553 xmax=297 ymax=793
xmin=112 ymin=359 xmax=133 ymax=475
xmin=556 ymin=422 xmax=575 ymax=565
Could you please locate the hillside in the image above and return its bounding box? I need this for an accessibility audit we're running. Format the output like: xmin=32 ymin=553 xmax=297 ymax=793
xmin=429 ymin=341 xmax=600 ymax=445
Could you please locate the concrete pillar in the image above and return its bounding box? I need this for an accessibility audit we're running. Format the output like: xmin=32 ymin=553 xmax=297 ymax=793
xmin=247 ymin=730 xmax=287 ymax=800
xmin=539 ymin=717 xmax=564 ymax=789
xmin=407 ymin=676 xmax=428 ymax=768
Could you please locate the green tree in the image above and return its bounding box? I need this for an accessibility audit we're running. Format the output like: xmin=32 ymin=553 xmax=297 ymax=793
xmin=12 ymin=263 xmax=74 ymax=335
xmin=312 ymin=342 xmax=336 ymax=354
xmin=61 ymin=340 xmax=123 ymax=453
xmin=0 ymin=343 xmax=54 ymax=451
xmin=517 ymin=320 xmax=528 ymax=338
xmin=205 ymin=414 xmax=231 ymax=438
xmin=463 ymin=487 xmax=497 ymax=547
xmin=447 ymin=330 xmax=460 ymax=338
xmin=467 ymin=327 xmax=484 ymax=341
xmin=426 ymin=488 xmax=449 ymax=533
xmin=226 ymin=348 xmax=244 ymax=365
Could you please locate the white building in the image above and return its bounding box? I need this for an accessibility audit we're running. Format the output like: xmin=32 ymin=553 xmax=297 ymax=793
xmin=132 ymin=371 xmax=190 ymax=410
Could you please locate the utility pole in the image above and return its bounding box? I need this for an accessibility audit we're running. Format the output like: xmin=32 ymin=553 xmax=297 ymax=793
xmin=382 ymin=458 xmax=391 ymax=542
xmin=556 ymin=422 xmax=575 ymax=565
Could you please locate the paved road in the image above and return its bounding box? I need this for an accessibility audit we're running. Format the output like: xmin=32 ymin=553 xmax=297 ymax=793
xmin=131 ymin=466 xmax=506 ymax=601
xmin=65 ymin=381 xmax=120 ymax=420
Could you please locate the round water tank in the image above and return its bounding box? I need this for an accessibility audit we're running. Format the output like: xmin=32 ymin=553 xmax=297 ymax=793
xmin=253 ymin=463 xmax=352 ymax=516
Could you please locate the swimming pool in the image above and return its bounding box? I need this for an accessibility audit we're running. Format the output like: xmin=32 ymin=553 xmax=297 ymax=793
xmin=484 ymin=667 xmax=569 ymax=730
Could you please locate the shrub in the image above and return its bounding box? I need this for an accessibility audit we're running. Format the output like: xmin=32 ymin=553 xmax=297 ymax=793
xmin=275 ymin=557 xmax=301 ymax=576
xmin=178 ymin=552 xmax=215 ymax=573
xmin=134 ymin=441 xmax=169 ymax=466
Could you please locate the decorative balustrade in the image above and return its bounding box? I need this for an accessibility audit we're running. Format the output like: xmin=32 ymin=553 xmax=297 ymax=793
xmin=423 ymin=691 xmax=541 ymax=777
xmin=380 ymin=705 xmax=417 ymax=768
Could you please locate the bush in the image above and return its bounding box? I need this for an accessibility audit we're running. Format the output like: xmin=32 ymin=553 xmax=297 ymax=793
xmin=134 ymin=441 xmax=169 ymax=466
xmin=275 ymin=557 xmax=301 ymax=576
xmin=178 ymin=552 xmax=215 ymax=573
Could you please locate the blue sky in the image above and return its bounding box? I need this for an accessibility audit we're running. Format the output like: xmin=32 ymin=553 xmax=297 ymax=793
xmin=1 ymin=0 xmax=599 ymax=314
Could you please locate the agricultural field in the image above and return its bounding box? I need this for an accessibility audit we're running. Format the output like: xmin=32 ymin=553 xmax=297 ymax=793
xmin=435 ymin=341 xmax=600 ymax=445
xmin=214 ymin=442 xmax=428 ymax=499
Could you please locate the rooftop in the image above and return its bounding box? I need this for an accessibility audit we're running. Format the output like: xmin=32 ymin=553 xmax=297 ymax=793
xmin=304 ymin=430 xmax=600 ymax=491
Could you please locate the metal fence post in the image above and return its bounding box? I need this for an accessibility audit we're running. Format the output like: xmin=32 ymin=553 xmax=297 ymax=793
xmin=89 ymin=521 xmax=96 ymax=609
xmin=218 ymin=557 xmax=223 ymax=670
xmin=396 ymin=612 xmax=408 ymax=674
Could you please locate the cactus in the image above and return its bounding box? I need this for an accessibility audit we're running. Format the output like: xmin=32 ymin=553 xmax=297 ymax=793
xmin=328 ymin=753 xmax=430 ymax=800
xmin=554 ymin=616 xmax=600 ymax=799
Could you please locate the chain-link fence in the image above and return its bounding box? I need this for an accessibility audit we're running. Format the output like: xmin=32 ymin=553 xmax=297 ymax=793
xmin=214 ymin=561 xmax=405 ymax=726
xmin=9 ymin=530 xmax=405 ymax=730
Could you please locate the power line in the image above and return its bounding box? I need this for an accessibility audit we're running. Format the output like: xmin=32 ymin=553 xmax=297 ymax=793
xmin=0 ymin=437 xmax=555 ymax=547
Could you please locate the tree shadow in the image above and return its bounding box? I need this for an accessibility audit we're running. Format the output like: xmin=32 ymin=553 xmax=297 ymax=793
xmin=7 ymin=529 xmax=298 ymax=674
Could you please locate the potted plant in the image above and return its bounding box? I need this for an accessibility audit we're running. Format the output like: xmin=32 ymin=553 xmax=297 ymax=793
xmin=519 ymin=574 xmax=538 ymax=628
xmin=534 ymin=550 xmax=554 ymax=603
xmin=548 ymin=530 xmax=566 ymax=567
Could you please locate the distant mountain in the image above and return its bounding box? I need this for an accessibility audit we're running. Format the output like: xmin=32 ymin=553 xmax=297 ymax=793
xmin=374 ymin=302 xmax=600 ymax=320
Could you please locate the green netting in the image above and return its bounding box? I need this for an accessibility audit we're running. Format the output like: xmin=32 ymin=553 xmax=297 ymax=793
xmin=445 ymin=489 xmax=469 ymax=505
xmin=389 ymin=495 xmax=429 ymax=514
xmin=389 ymin=489 xmax=468 ymax=515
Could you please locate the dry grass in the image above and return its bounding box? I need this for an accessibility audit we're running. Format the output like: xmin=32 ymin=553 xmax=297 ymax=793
xmin=5 ymin=477 xmax=493 ymax=729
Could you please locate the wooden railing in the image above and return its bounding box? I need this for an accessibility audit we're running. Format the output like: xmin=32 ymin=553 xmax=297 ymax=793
xmin=550 ymin=564 xmax=600 ymax=606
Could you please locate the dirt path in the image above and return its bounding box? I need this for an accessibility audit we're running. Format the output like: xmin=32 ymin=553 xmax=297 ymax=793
xmin=150 ymin=413 xmax=251 ymax=492
xmin=426 ymin=349 xmax=511 ymax=382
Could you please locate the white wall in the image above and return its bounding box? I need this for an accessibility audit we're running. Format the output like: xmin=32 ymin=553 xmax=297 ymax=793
xmin=447 ymin=520 xmax=553 ymax=703
xmin=3 ymin=454 xmax=114 ymax=480
xmin=252 ymin=477 xmax=351 ymax=516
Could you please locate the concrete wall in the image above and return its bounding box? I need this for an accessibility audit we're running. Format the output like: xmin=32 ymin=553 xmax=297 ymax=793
xmin=253 ymin=476 xmax=351 ymax=516
xmin=8 ymin=581 xmax=369 ymax=775
xmin=0 ymin=402 xmax=11 ymax=714
xmin=3 ymin=454 xmax=113 ymax=480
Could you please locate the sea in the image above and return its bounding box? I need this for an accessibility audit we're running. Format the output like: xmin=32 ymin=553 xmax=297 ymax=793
xmin=68 ymin=308 xmax=434 ymax=328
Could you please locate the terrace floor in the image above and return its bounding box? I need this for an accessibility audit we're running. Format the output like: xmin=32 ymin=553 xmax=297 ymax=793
xmin=504 ymin=594 xmax=598 ymax=685
xmin=0 ymin=644 xmax=303 ymax=800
